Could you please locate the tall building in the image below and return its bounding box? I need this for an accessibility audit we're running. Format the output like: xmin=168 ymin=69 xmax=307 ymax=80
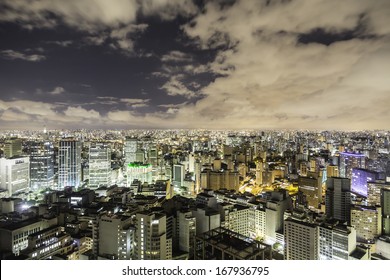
xmin=382 ymin=187 xmax=390 ymax=235
xmin=351 ymin=168 xmax=378 ymax=197
xmin=351 ymin=205 xmax=381 ymax=242
xmin=177 ymin=210 xmax=196 ymax=257
xmin=368 ymin=181 xmax=390 ymax=206
xmin=30 ymin=142 xmax=54 ymax=191
xmin=4 ymin=138 xmax=22 ymax=158
xmin=332 ymin=225 xmax=357 ymax=260
xmin=339 ymin=152 xmax=365 ymax=178
xmin=136 ymin=211 xmax=171 ymax=260
xmin=325 ymin=177 xmax=351 ymax=223
xmin=98 ymin=213 xmax=134 ymax=260
xmin=284 ymin=218 xmax=319 ymax=260
xmin=298 ymin=171 xmax=323 ymax=209
xmin=255 ymin=160 xmax=263 ymax=185
xmin=89 ymin=143 xmax=111 ymax=188
xmin=58 ymin=139 xmax=82 ymax=189
xmin=124 ymin=137 xmax=137 ymax=164
xmin=173 ymin=164 xmax=184 ymax=189
xmin=0 ymin=157 xmax=30 ymax=196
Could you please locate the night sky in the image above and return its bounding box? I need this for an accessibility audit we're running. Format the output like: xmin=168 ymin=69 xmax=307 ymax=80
xmin=0 ymin=0 xmax=389 ymax=130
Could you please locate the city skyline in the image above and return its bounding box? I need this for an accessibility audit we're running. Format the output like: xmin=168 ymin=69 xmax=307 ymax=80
xmin=0 ymin=0 xmax=389 ymax=131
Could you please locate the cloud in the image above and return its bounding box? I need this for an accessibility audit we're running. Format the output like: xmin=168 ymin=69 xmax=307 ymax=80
xmin=47 ymin=40 xmax=73 ymax=47
xmin=119 ymin=98 xmax=150 ymax=106
xmin=139 ymin=0 xmax=198 ymax=21
xmin=160 ymin=75 xmax=198 ymax=99
xmin=64 ymin=106 xmax=100 ymax=119
xmin=49 ymin=86 xmax=65 ymax=95
xmin=161 ymin=50 xmax=192 ymax=62
xmin=0 ymin=49 xmax=46 ymax=62
xmin=168 ymin=0 xmax=390 ymax=130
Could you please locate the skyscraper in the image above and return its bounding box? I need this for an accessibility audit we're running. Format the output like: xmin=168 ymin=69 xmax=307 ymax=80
xmin=30 ymin=142 xmax=55 ymax=191
xmin=58 ymin=139 xmax=81 ymax=189
xmin=89 ymin=142 xmax=111 ymax=188
xmin=325 ymin=177 xmax=351 ymax=223
xmin=124 ymin=137 xmax=137 ymax=164
xmin=4 ymin=138 xmax=22 ymax=158
xmin=351 ymin=168 xmax=378 ymax=197
xmin=381 ymin=187 xmax=390 ymax=235
xmin=339 ymin=152 xmax=365 ymax=178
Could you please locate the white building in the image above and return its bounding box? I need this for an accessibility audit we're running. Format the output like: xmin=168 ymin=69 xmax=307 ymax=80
xmin=136 ymin=211 xmax=171 ymax=260
xmin=89 ymin=143 xmax=111 ymax=188
xmin=58 ymin=139 xmax=81 ymax=189
xmin=98 ymin=213 xmax=134 ymax=260
xmin=0 ymin=156 xmax=30 ymax=196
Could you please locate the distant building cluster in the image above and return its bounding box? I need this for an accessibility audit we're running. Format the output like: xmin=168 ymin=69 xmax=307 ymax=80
xmin=1 ymin=129 xmax=390 ymax=260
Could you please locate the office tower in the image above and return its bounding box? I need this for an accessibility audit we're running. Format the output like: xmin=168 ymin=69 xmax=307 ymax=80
xmin=58 ymin=139 xmax=81 ymax=189
xmin=4 ymin=138 xmax=22 ymax=158
xmin=89 ymin=143 xmax=111 ymax=188
xmin=0 ymin=157 xmax=30 ymax=196
xmin=126 ymin=163 xmax=152 ymax=186
xmin=382 ymin=187 xmax=390 ymax=235
xmin=325 ymin=177 xmax=351 ymax=223
xmin=351 ymin=168 xmax=378 ymax=197
xmin=351 ymin=205 xmax=381 ymax=242
xmin=173 ymin=164 xmax=184 ymax=189
xmin=98 ymin=213 xmax=134 ymax=260
xmin=124 ymin=137 xmax=137 ymax=164
xmin=30 ymin=142 xmax=54 ymax=191
xmin=339 ymin=152 xmax=365 ymax=178
xmin=298 ymin=171 xmax=324 ymax=209
xmin=136 ymin=211 xmax=171 ymax=260
xmin=284 ymin=218 xmax=319 ymax=260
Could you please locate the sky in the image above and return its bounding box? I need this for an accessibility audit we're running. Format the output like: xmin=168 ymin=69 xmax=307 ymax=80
xmin=0 ymin=0 xmax=389 ymax=131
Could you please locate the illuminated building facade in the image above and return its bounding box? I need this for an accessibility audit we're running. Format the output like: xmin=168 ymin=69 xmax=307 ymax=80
xmin=89 ymin=142 xmax=111 ymax=188
xmin=58 ymin=139 xmax=81 ymax=189
xmin=127 ymin=163 xmax=152 ymax=186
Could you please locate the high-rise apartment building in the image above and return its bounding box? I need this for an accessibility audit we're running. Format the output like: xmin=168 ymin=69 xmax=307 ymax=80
xmin=136 ymin=211 xmax=171 ymax=260
xmin=89 ymin=143 xmax=111 ymax=188
xmin=58 ymin=139 xmax=81 ymax=189
xmin=351 ymin=205 xmax=381 ymax=242
xmin=98 ymin=213 xmax=134 ymax=259
xmin=284 ymin=218 xmax=319 ymax=260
